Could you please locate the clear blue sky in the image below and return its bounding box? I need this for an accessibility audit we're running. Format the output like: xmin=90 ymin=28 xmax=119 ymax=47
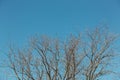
xmin=0 ymin=0 xmax=120 ymax=79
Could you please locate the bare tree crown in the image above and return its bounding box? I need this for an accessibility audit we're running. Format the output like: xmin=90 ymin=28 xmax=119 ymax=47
xmin=7 ymin=27 xmax=118 ymax=80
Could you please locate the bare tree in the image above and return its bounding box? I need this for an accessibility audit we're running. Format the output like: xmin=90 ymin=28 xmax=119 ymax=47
xmin=7 ymin=27 xmax=118 ymax=80
xmin=62 ymin=35 xmax=85 ymax=80
xmin=8 ymin=46 xmax=44 ymax=80
xmin=83 ymin=27 xmax=117 ymax=80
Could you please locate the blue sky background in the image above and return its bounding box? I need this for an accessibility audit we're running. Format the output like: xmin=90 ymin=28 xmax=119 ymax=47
xmin=0 ymin=0 xmax=120 ymax=79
